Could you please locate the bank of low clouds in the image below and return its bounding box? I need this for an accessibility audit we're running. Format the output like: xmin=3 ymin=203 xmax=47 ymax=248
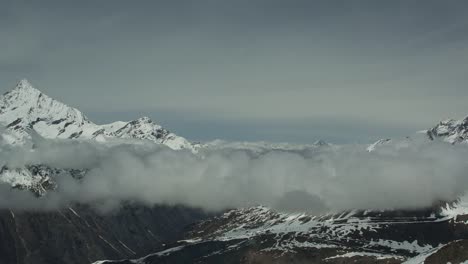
xmin=0 ymin=136 xmax=467 ymax=213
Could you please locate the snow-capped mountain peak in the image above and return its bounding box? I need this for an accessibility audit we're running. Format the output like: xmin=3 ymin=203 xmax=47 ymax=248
xmin=0 ymin=79 xmax=91 ymax=139
xmin=0 ymin=79 xmax=194 ymax=151
xmin=4 ymin=79 xmax=54 ymax=109
xmin=112 ymin=116 xmax=193 ymax=150
xmin=1 ymin=79 xmax=44 ymax=113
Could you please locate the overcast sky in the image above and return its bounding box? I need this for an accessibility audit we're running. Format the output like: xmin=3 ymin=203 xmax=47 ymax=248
xmin=1 ymin=0 xmax=468 ymax=143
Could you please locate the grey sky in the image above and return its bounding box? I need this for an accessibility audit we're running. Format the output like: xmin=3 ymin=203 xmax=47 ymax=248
xmin=1 ymin=0 xmax=468 ymax=143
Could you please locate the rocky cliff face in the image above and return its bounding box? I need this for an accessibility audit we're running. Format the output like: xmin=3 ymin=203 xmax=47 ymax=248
xmin=0 ymin=205 xmax=207 ymax=264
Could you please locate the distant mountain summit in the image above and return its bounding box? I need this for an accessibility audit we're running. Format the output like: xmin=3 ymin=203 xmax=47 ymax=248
xmin=0 ymin=79 xmax=194 ymax=151
xmin=427 ymin=117 xmax=468 ymax=144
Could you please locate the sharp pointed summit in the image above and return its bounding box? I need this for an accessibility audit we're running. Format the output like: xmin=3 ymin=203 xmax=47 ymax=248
xmin=0 ymin=79 xmax=89 ymax=138
xmin=6 ymin=79 xmax=44 ymax=102
xmin=2 ymin=79 xmax=43 ymax=107
xmin=15 ymin=78 xmax=35 ymax=90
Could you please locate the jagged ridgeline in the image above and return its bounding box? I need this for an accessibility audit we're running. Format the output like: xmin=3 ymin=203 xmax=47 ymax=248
xmin=0 ymin=79 xmax=195 ymax=150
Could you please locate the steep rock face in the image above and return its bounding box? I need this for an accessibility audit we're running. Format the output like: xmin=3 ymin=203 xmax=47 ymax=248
xmin=0 ymin=79 xmax=194 ymax=151
xmin=0 ymin=205 xmax=207 ymax=264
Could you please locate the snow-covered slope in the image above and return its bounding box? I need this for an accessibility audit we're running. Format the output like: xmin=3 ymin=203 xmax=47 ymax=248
xmin=0 ymin=79 xmax=194 ymax=151
xmin=98 ymin=197 xmax=468 ymax=263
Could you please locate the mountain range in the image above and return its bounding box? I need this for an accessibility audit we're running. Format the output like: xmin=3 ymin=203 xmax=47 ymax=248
xmin=0 ymin=79 xmax=467 ymax=264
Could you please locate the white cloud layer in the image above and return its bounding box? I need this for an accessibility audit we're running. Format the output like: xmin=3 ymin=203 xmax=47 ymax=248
xmin=1 ymin=135 xmax=467 ymax=213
